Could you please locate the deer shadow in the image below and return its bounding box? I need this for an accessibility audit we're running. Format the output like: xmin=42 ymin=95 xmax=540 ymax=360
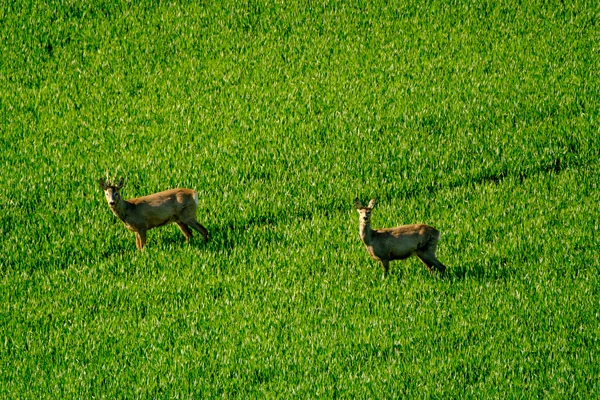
xmin=445 ymin=256 xmax=513 ymax=281
xmin=201 ymin=217 xmax=286 ymax=253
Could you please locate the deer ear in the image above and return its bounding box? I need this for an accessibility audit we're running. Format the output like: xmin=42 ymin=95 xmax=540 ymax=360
xmin=354 ymin=198 xmax=363 ymax=209
xmin=99 ymin=178 xmax=107 ymax=190
xmin=117 ymin=178 xmax=124 ymax=189
xmin=368 ymin=199 xmax=377 ymax=208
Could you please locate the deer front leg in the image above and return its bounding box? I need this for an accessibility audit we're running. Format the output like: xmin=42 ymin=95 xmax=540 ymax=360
xmin=135 ymin=230 xmax=147 ymax=250
xmin=380 ymin=260 xmax=390 ymax=279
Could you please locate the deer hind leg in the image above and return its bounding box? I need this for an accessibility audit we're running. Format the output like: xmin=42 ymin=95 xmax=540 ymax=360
xmin=176 ymin=222 xmax=193 ymax=242
xmin=416 ymin=234 xmax=446 ymax=274
xmin=135 ymin=230 xmax=147 ymax=251
xmin=183 ymin=218 xmax=208 ymax=243
xmin=416 ymin=252 xmax=446 ymax=274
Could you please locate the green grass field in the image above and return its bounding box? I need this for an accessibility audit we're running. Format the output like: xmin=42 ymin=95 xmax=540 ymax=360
xmin=1 ymin=0 xmax=599 ymax=397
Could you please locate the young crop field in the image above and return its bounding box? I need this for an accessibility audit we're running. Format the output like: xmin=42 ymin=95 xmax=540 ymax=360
xmin=1 ymin=0 xmax=599 ymax=397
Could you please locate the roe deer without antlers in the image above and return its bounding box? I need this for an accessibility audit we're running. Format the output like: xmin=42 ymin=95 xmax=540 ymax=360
xmin=99 ymin=177 xmax=208 ymax=250
xmin=354 ymin=198 xmax=446 ymax=278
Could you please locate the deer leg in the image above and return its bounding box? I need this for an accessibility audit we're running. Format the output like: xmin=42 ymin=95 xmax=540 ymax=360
xmin=176 ymin=222 xmax=193 ymax=242
xmin=434 ymin=259 xmax=447 ymax=275
xmin=380 ymin=260 xmax=390 ymax=279
xmin=417 ymin=252 xmax=446 ymax=274
xmin=416 ymin=254 xmax=435 ymax=273
xmin=135 ymin=230 xmax=147 ymax=251
xmin=185 ymin=219 xmax=208 ymax=243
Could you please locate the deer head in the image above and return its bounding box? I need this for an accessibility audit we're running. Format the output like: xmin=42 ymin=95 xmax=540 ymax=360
xmin=354 ymin=198 xmax=377 ymax=224
xmin=99 ymin=177 xmax=125 ymax=208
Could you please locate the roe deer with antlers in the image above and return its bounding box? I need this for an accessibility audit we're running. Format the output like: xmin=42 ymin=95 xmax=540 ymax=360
xmin=354 ymin=198 xmax=446 ymax=278
xmin=99 ymin=177 xmax=208 ymax=250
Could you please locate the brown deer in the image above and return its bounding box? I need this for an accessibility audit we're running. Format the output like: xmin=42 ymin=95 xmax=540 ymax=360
xmin=99 ymin=177 xmax=208 ymax=250
xmin=354 ymin=198 xmax=446 ymax=278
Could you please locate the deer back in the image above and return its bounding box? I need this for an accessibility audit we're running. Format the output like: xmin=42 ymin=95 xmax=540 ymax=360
xmin=126 ymin=188 xmax=198 ymax=229
xmin=372 ymin=224 xmax=439 ymax=259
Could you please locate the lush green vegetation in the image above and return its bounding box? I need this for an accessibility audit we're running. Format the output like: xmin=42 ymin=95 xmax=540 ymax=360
xmin=1 ymin=0 xmax=599 ymax=397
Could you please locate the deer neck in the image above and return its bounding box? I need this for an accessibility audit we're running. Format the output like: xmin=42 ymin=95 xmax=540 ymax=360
xmin=109 ymin=198 xmax=132 ymax=224
xmin=359 ymin=221 xmax=373 ymax=244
